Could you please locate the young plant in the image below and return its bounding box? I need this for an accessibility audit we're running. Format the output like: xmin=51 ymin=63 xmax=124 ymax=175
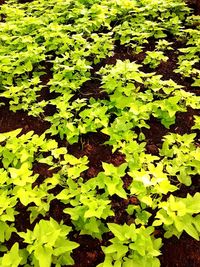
xmin=0 ymin=243 xmax=28 ymax=267
xmin=98 ymin=60 xmax=146 ymax=95
xmin=0 ymin=129 xmax=57 ymax=169
xmin=153 ymin=193 xmax=200 ymax=240
xmin=18 ymin=219 xmax=79 ymax=267
xmin=155 ymin=39 xmax=173 ymax=51
xmin=143 ymin=51 xmax=168 ymax=69
xmin=98 ymin=224 xmax=162 ymax=267
xmin=160 ymin=133 xmax=200 ymax=186
xmin=57 ymin=178 xmax=114 ymax=238
xmin=89 ymin=162 xmax=128 ymax=199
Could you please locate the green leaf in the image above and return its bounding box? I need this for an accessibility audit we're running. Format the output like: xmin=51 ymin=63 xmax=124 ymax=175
xmin=184 ymin=223 xmax=199 ymax=241
xmin=107 ymin=224 xmax=127 ymax=241
xmin=34 ymin=246 xmax=52 ymax=267
xmin=1 ymin=243 xmax=23 ymax=267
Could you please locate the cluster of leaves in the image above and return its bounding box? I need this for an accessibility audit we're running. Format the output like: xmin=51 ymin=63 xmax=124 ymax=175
xmin=99 ymin=60 xmax=200 ymax=133
xmin=175 ymin=20 xmax=200 ymax=85
xmin=113 ymin=0 xmax=190 ymax=51
xmin=0 ymin=129 xmax=90 ymax=266
xmin=0 ymin=219 xmax=79 ymax=267
xmin=0 ymin=0 xmax=114 ymax=117
xmin=0 ymin=0 xmax=200 ymax=266
xmin=98 ymin=224 xmax=162 ymax=267
xmin=45 ymin=95 xmax=110 ymax=144
xmin=0 ymin=0 xmax=192 ymax=120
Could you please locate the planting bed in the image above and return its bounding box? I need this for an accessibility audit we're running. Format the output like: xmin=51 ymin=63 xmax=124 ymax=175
xmin=0 ymin=0 xmax=200 ymax=266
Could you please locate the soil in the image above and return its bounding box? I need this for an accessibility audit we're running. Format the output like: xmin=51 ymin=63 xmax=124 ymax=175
xmin=0 ymin=1 xmax=200 ymax=267
xmin=160 ymin=233 xmax=200 ymax=267
xmin=186 ymin=0 xmax=200 ymax=15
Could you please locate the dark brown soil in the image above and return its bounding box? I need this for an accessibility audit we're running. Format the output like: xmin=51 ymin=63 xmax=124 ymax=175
xmin=69 ymin=235 xmax=105 ymax=267
xmin=160 ymin=233 xmax=200 ymax=267
xmin=186 ymin=0 xmax=200 ymax=15
xmin=18 ymin=0 xmax=34 ymax=3
xmin=0 ymin=104 xmax=50 ymax=135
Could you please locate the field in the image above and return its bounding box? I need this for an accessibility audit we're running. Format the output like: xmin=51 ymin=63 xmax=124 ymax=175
xmin=0 ymin=0 xmax=200 ymax=266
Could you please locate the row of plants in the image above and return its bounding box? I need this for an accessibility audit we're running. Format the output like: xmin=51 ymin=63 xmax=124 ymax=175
xmin=0 ymin=0 xmax=200 ymax=266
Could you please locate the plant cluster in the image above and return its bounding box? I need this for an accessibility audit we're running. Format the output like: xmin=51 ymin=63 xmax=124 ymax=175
xmin=0 ymin=0 xmax=200 ymax=266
